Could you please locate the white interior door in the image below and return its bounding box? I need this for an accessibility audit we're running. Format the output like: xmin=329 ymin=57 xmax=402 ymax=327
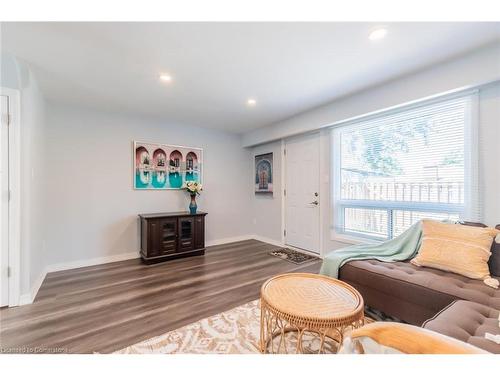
xmin=1 ymin=95 xmax=9 ymax=306
xmin=285 ymin=132 xmax=320 ymax=253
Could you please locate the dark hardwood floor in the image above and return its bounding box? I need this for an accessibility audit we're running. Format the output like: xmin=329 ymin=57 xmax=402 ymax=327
xmin=0 ymin=240 xmax=321 ymax=354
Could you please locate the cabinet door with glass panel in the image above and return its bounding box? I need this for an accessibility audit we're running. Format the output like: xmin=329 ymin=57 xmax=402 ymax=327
xmin=177 ymin=217 xmax=195 ymax=252
xmin=159 ymin=218 xmax=177 ymax=255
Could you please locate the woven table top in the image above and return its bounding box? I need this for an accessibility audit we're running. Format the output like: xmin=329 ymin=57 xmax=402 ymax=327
xmin=261 ymin=273 xmax=364 ymax=323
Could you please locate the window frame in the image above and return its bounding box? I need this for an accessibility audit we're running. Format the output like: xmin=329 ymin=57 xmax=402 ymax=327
xmin=331 ymin=91 xmax=479 ymax=243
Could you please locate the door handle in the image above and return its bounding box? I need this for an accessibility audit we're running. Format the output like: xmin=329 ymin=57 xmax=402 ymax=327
xmin=309 ymin=200 xmax=319 ymax=205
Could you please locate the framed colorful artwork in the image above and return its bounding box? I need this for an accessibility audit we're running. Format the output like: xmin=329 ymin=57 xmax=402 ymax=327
xmin=133 ymin=141 xmax=203 ymax=190
xmin=255 ymin=152 xmax=273 ymax=194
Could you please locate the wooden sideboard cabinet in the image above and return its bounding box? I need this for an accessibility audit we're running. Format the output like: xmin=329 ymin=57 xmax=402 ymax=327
xmin=139 ymin=211 xmax=207 ymax=264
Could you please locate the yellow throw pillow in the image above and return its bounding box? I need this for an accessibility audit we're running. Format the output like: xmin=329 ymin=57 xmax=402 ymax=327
xmin=411 ymin=220 xmax=499 ymax=288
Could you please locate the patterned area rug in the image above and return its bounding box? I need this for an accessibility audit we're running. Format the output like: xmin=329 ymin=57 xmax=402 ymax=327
xmin=268 ymin=248 xmax=320 ymax=264
xmin=115 ymin=300 xmax=373 ymax=354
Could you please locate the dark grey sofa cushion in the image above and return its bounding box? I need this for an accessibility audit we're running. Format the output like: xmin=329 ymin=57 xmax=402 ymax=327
xmin=489 ymin=234 xmax=500 ymax=277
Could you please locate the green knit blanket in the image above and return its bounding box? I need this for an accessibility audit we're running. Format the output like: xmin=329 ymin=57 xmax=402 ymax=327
xmin=320 ymin=221 xmax=423 ymax=279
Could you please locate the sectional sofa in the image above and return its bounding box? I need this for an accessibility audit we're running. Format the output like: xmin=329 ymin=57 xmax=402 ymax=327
xmin=339 ymin=223 xmax=500 ymax=353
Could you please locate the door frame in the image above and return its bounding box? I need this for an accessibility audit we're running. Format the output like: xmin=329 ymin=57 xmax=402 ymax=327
xmin=282 ymin=131 xmax=324 ymax=256
xmin=1 ymin=87 xmax=21 ymax=307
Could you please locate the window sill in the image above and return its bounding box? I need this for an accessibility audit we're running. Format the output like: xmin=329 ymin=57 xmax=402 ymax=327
xmin=330 ymin=232 xmax=382 ymax=246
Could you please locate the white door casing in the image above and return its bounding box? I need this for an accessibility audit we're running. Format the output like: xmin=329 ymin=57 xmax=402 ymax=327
xmin=1 ymin=95 xmax=9 ymax=306
xmin=284 ymin=132 xmax=321 ymax=253
xmin=1 ymin=87 xmax=20 ymax=307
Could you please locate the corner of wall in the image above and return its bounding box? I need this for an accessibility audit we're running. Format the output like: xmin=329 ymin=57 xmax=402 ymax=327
xmin=19 ymin=268 xmax=47 ymax=305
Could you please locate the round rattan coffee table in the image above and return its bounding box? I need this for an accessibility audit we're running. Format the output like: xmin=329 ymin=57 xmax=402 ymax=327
xmin=259 ymin=273 xmax=364 ymax=354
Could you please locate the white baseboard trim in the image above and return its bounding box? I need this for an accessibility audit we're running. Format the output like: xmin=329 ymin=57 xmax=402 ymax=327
xmin=19 ymin=234 xmax=290 ymax=305
xmin=252 ymin=235 xmax=284 ymax=248
xmin=19 ymin=268 xmax=48 ymax=306
xmin=19 ymin=251 xmax=141 ymax=305
xmin=206 ymin=235 xmax=285 ymax=248
xmin=46 ymin=251 xmax=140 ymax=273
xmin=206 ymin=235 xmax=254 ymax=247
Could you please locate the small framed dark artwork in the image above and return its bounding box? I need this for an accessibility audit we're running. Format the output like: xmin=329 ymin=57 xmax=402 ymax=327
xmin=255 ymin=152 xmax=273 ymax=194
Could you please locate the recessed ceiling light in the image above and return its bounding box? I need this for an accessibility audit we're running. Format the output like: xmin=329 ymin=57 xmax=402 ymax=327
xmin=369 ymin=28 xmax=388 ymax=41
xmin=159 ymin=74 xmax=172 ymax=82
xmin=247 ymin=99 xmax=257 ymax=106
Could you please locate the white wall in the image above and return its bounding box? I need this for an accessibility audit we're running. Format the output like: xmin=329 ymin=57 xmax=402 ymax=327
xmin=0 ymin=53 xmax=20 ymax=89
xmin=247 ymin=45 xmax=500 ymax=255
xmin=478 ymin=83 xmax=500 ymax=227
xmin=43 ymin=102 xmax=252 ymax=267
xmin=20 ymin=64 xmax=47 ymax=297
xmin=1 ymin=53 xmax=47 ymax=299
xmin=248 ymin=132 xmax=355 ymax=253
xmin=243 ymin=42 xmax=500 ymax=147
xmin=250 ymin=141 xmax=283 ymax=244
xmin=3 ymin=40 xmax=499 ymax=302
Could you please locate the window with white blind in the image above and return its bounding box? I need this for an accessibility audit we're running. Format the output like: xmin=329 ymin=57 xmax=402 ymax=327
xmin=332 ymin=93 xmax=478 ymax=241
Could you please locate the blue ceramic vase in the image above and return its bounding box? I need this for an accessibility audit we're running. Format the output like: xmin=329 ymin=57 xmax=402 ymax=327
xmin=189 ymin=194 xmax=197 ymax=214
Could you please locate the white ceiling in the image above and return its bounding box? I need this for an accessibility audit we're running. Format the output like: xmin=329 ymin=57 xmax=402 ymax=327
xmin=2 ymin=22 xmax=499 ymax=133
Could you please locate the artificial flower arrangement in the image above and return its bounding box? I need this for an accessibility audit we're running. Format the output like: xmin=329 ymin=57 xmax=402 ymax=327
xmin=183 ymin=181 xmax=203 ymax=196
xmin=183 ymin=181 xmax=203 ymax=214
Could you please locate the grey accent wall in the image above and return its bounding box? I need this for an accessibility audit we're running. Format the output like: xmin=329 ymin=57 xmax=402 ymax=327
xmin=43 ymin=102 xmax=253 ymax=266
